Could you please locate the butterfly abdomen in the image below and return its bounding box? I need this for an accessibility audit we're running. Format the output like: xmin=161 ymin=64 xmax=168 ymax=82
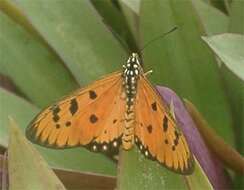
xmin=122 ymin=53 xmax=141 ymax=150
xmin=122 ymin=107 xmax=135 ymax=150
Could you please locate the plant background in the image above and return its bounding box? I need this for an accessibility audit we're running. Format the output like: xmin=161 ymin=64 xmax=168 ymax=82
xmin=0 ymin=0 xmax=243 ymax=189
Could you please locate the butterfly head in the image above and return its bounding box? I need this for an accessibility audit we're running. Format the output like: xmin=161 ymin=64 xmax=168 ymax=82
xmin=123 ymin=53 xmax=143 ymax=78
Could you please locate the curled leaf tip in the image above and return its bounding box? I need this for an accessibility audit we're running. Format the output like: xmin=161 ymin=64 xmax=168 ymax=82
xmin=184 ymin=99 xmax=244 ymax=175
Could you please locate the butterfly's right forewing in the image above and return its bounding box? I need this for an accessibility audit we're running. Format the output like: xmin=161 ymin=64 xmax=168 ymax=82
xmin=26 ymin=72 xmax=125 ymax=152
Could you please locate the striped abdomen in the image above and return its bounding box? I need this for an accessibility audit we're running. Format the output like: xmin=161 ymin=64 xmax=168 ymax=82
xmin=122 ymin=107 xmax=135 ymax=150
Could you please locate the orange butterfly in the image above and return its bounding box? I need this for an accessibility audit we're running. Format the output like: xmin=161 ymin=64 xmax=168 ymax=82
xmin=26 ymin=53 xmax=194 ymax=175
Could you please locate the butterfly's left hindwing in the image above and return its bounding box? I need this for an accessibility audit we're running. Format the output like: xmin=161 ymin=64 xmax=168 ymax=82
xmin=135 ymin=77 xmax=194 ymax=175
xmin=26 ymin=72 xmax=125 ymax=155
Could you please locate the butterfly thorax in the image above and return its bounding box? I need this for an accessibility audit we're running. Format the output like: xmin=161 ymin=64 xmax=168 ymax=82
xmin=122 ymin=53 xmax=142 ymax=150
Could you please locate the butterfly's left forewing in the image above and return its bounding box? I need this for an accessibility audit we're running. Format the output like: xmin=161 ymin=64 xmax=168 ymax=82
xmin=135 ymin=76 xmax=194 ymax=174
xmin=26 ymin=72 xmax=126 ymax=155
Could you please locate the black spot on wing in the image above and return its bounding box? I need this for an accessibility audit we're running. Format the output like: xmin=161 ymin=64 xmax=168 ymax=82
xmin=113 ymin=119 xmax=117 ymax=124
xmin=174 ymin=139 xmax=179 ymax=146
xmin=52 ymin=105 xmax=60 ymax=122
xmin=163 ymin=116 xmax=168 ymax=132
xmin=70 ymin=98 xmax=78 ymax=115
xmin=147 ymin=125 xmax=153 ymax=134
xmin=174 ymin=130 xmax=180 ymax=146
xmin=90 ymin=114 xmax=98 ymax=123
xmin=53 ymin=115 xmax=60 ymax=122
xmin=65 ymin=121 xmax=71 ymax=127
xmin=52 ymin=105 xmax=60 ymax=114
xmin=151 ymin=102 xmax=157 ymax=111
xmin=89 ymin=90 xmax=97 ymax=99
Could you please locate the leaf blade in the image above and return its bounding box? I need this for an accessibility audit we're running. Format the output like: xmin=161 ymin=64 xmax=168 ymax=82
xmin=140 ymin=0 xmax=233 ymax=145
xmin=202 ymin=34 xmax=244 ymax=81
xmin=8 ymin=118 xmax=66 ymax=190
xmin=13 ymin=0 xmax=126 ymax=85
xmin=0 ymin=11 xmax=78 ymax=108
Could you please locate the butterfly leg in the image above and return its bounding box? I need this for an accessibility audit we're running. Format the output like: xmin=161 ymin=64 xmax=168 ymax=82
xmin=144 ymin=70 xmax=153 ymax=76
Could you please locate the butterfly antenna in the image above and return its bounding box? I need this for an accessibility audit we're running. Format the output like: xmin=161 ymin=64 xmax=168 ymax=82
xmin=139 ymin=26 xmax=178 ymax=53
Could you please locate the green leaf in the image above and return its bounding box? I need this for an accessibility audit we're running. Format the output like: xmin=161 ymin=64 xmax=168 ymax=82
xmin=8 ymin=118 xmax=66 ymax=190
xmin=140 ymin=0 xmax=233 ymax=145
xmin=185 ymin=158 xmax=213 ymax=190
xmin=0 ymin=0 xmax=52 ymax=46
xmin=229 ymin=0 xmax=244 ymax=33
xmin=119 ymin=0 xmax=140 ymax=45
xmin=117 ymin=148 xmax=188 ymax=190
xmin=91 ymin=0 xmax=138 ymax=51
xmin=192 ymin=0 xmax=229 ymax=35
xmin=220 ymin=65 xmax=244 ymax=189
xmin=202 ymin=34 xmax=244 ymax=81
xmin=120 ymin=0 xmax=140 ymax=13
xmin=117 ymin=149 xmax=213 ymax=190
xmin=228 ymin=4 xmax=244 ymax=188
xmin=0 ymin=11 xmax=78 ymax=108
xmin=13 ymin=0 xmax=126 ymax=85
xmin=0 ymin=88 xmax=39 ymax=147
xmin=0 ymin=88 xmax=117 ymax=175
xmin=208 ymin=0 xmax=230 ymax=14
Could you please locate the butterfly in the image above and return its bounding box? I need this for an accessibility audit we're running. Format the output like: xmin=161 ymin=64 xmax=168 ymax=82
xmin=26 ymin=53 xmax=194 ymax=175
